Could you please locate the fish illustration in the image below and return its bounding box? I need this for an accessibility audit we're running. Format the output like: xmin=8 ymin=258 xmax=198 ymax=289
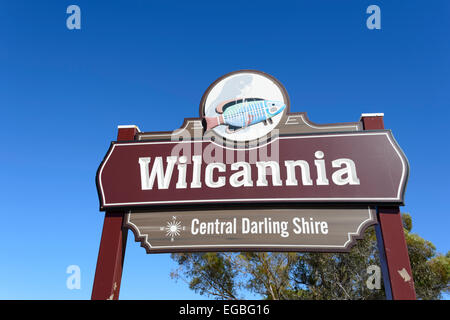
xmin=204 ymin=98 xmax=286 ymax=133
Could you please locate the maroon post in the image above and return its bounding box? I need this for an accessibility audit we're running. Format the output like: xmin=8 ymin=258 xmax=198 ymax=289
xmin=361 ymin=114 xmax=416 ymax=300
xmin=91 ymin=125 xmax=139 ymax=300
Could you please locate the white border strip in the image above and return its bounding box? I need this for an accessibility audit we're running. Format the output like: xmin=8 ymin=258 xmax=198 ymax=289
xmin=299 ymin=114 xmax=360 ymax=130
xmin=138 ymin=120 xmax=203 ymax=138
xmin=361 ymin=113 xmax=384 ymax=117
xmin=118 ymin=125 xmax=141 ymax=132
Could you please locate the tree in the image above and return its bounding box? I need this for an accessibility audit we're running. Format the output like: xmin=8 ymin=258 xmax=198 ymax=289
xmin=171 ymin=213 xmax=449 ymax=300
xmin=402 ymin=214 xmax=449 ymax=299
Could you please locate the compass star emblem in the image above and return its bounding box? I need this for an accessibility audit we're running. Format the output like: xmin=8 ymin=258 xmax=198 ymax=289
xmin=160 ymin=216 xmax=186 ymax=242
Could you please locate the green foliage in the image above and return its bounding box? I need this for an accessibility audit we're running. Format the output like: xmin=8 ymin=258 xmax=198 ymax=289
xmin=402 ymin=213 xmax=449 ymax=299
xmin=402 ymin=213 xmax=413 ymax=232
xmin=171 ymin=252 xmax=239 ymax=299
xmin=288 ymin=227 xmax=385 ymax=300
xmin=170 ymin=213 xmax=449 ymax=300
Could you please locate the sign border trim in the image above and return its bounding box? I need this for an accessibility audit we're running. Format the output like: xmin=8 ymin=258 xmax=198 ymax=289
xmin=124 ymin=207 xmax=377 ymax=253
xmin=97 ymin=130 xmax=408 ymax=209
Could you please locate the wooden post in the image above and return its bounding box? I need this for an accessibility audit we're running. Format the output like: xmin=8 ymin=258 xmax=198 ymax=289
xmin=360 ymin=114 xmax=416 ymax=300
xmin=91 ymin=125 xmax=140 ymax=300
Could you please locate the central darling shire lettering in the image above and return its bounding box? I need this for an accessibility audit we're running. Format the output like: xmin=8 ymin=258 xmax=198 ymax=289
xmin=190 ymin=217 xmax=329 ymax=238
xmin=138 ymin=151 xmax=360 ymax=190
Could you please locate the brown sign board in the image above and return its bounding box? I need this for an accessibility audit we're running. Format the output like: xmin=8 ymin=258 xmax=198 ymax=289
xmin=96 ymin=130 xmax=408 ymax=210
xmin=125 ymin=206 xmax=377 ymax=253
xmin=92 ymin=70 xmax=415 ymax=299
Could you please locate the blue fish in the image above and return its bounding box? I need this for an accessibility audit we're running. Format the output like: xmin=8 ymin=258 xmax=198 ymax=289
xmin=204 ymin=98 xmax=286 ymax=133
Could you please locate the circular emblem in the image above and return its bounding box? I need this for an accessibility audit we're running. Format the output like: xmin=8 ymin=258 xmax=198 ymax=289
xmin=200 ymin=70 xmax=290 ymax=142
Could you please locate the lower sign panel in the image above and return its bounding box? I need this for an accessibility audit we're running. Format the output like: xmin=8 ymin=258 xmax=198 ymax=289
xmin=125 ymin=206 xmax=377 ymax=253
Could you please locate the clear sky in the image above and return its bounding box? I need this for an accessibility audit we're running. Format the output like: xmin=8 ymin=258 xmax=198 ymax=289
xmin=1 ymin=1 xmax=449 ymax=299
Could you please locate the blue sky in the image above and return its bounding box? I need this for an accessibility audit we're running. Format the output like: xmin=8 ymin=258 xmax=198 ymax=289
xmin=1 ymin=1 xmax=449 ymax=299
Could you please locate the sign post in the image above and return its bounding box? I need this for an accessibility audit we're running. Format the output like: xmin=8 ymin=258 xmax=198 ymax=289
xmin=91 ymin=125 xmax=140 ymax=300
xmin=361 ymin=114 xmax=416 ymax=300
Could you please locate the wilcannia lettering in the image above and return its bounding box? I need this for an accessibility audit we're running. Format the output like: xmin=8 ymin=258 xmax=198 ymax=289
xmin=138 ymin=150 xmax=360 ymax=190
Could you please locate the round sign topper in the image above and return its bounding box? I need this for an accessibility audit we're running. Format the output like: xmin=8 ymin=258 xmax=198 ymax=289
xmin=200 ymin=70 xmax=290 ymax=142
